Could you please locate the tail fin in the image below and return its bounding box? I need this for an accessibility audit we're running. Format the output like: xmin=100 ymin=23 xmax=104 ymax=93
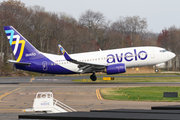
xmin=4 ymin=26 xmax=44 ymax=62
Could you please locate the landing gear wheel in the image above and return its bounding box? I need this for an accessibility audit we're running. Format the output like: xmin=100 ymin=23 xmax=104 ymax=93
xmin=155 ymin=69 xmax=159 ymax=73
xmin=90 ymin=73 xmax=97 ymax=81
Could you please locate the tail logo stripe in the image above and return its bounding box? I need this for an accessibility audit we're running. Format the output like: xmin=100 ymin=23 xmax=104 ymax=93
xmin=8 ymin=35 xmax=20 ymax=55
xmin=12 ymin=40 xmax=25 ymax=62
xmin=4 ymin=26 xmax=43 ymax=62
xmin=5 ymin=30 xmax=14 ymax=45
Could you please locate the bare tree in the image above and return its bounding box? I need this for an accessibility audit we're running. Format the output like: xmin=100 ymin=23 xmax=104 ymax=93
xmin=79 ymin=10 xmax=106 ymax=31
xmin=157 ymin=26 xmax=180 ymax=71
xmin=79 ymin=10 xmax=105 ymax=37
xmin=111 ymin=16 xmax=147 ymax=47
xmin=59 ymin=12 xmax=77 ymax=24
xmin=79 ymin=10 xmax=110 ymax=50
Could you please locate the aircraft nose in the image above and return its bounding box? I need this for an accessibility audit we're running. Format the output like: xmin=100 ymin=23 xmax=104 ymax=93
xmin=169 ymin=52 xmax=176 ymax=59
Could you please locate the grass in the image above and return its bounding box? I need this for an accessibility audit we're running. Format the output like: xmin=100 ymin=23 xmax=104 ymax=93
xmin=56 ymin=73 xmax=180 ymax=77
xmin=84 ymin=73 xmax=180 ymax=77
xmin=100 ymin=86 xmax=180 ymax=102
xmin=73 ymin=76 xmax=180 ymax=83
xmin=101 ymin=73 xmax=180 ymax=76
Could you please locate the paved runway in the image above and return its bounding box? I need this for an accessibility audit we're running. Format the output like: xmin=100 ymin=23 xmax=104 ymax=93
xmin=0 ymin=74 xmax=179 ymax=84
xmin=0 ymin=75 xmax=180 ymax=119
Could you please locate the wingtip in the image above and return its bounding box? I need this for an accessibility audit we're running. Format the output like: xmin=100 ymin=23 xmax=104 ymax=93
xmin=58 ymin=44 xmax=65 ymax=55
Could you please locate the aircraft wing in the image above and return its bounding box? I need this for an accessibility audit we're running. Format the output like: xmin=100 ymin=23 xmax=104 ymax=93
xmin=58 ymin=44 xmax=106 ymax=73
xmin=8 ymin=60 xmax=31 ymax=66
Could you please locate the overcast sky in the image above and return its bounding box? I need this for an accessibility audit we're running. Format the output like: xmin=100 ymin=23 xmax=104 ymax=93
xmin=1 ymin=0 xmax=180 ymax=33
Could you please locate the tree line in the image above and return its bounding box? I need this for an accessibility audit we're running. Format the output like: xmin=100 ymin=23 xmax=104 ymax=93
xmin=0 ymin=0 xmax=179 ymax=74
xmin=157 ymin=26 xmax=180 ymax=70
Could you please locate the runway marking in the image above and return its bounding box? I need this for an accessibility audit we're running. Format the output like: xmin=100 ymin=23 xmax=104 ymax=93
xmin=0 ymin=87 xmax=21 ymax=102
xmin=36 ymin=79 xmax=59 ymax=81
xmin=16 ymin=93 xmax=36 ymax=95
xmin=30 ymin=77 xmax=35 ymax=82
xmin=96 ymin=89 xmax=104 ymax=100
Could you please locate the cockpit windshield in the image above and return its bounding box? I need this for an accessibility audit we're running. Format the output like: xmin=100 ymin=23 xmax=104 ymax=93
xmin=160 ymin=49 xmax=167 ymax=52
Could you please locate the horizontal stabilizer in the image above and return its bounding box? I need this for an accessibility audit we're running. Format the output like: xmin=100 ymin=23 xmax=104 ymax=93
xmin=8 ymin=60 xmax=31 ymax=65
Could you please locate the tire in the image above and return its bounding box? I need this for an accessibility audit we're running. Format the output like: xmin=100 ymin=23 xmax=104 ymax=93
xmin=155 ymin=69 xmax=159 ymax=73
xmin=90 ymin=74 xmax=97 ymax=81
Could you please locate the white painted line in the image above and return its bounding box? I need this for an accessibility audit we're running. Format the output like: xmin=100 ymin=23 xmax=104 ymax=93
xmin=36 ymin=79 xmax=59 ymax=81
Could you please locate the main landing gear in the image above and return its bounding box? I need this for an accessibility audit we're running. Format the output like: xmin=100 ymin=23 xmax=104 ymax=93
xmin=90 ymin=73 xmax=97 ymax=81
xmin=154 ymin=65 xmax=159 ymax=73
xmin=155 ymin=68 xmax=159 ymax=73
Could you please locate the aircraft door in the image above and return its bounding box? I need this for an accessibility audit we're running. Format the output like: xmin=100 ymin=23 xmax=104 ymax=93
xmin=42 ymin=61 xmax=48 ymax=71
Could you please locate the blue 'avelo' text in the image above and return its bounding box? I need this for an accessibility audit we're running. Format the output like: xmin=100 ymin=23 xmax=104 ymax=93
xmin=107 ymin=49 xmax=147 ymax=63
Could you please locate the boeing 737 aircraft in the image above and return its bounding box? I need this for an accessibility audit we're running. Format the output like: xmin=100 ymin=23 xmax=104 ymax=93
xmin=4 ymin=26 xmax=175 ymax=81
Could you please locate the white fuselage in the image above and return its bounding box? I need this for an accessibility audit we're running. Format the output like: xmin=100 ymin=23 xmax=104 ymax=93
xmin=42 ymin=46 xmax=175 ymax=73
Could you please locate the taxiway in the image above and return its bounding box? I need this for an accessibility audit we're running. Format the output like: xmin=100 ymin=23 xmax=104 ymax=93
xmin=0 ymin=75 xmax=180 ymax=119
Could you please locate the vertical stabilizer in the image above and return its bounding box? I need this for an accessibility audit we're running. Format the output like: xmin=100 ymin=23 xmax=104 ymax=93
xmin=4 ymin=26 xmax=44 ymax=62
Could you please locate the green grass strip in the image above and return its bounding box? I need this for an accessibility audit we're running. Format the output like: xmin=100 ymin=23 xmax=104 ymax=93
xmin=73 ymin=77 xmax=180 ymax=83
xmin=100 ymin=86 xmax=180 ymax=102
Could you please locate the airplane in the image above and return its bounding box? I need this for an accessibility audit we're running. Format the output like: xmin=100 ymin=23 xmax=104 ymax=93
xmin=4 ymin=26 xmax=176 ymax=81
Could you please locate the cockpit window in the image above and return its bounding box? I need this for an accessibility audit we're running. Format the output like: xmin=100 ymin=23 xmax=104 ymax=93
xmin=160 ymin=50 xmax=167 ymax=52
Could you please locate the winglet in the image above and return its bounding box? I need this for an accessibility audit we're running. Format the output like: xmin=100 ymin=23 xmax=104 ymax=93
xmin=58 ymin=44 xmax=73 ymax=61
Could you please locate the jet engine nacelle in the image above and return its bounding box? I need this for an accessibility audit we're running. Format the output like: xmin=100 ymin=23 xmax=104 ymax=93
xmin=106 ymin=63 xmax=126 ymax=75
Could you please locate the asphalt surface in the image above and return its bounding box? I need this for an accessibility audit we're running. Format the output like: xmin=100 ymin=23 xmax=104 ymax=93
xmin=0 ymin=74 xmax=180 ymax=84
xmin=0 ymin=75 xmax=180 ymax=120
